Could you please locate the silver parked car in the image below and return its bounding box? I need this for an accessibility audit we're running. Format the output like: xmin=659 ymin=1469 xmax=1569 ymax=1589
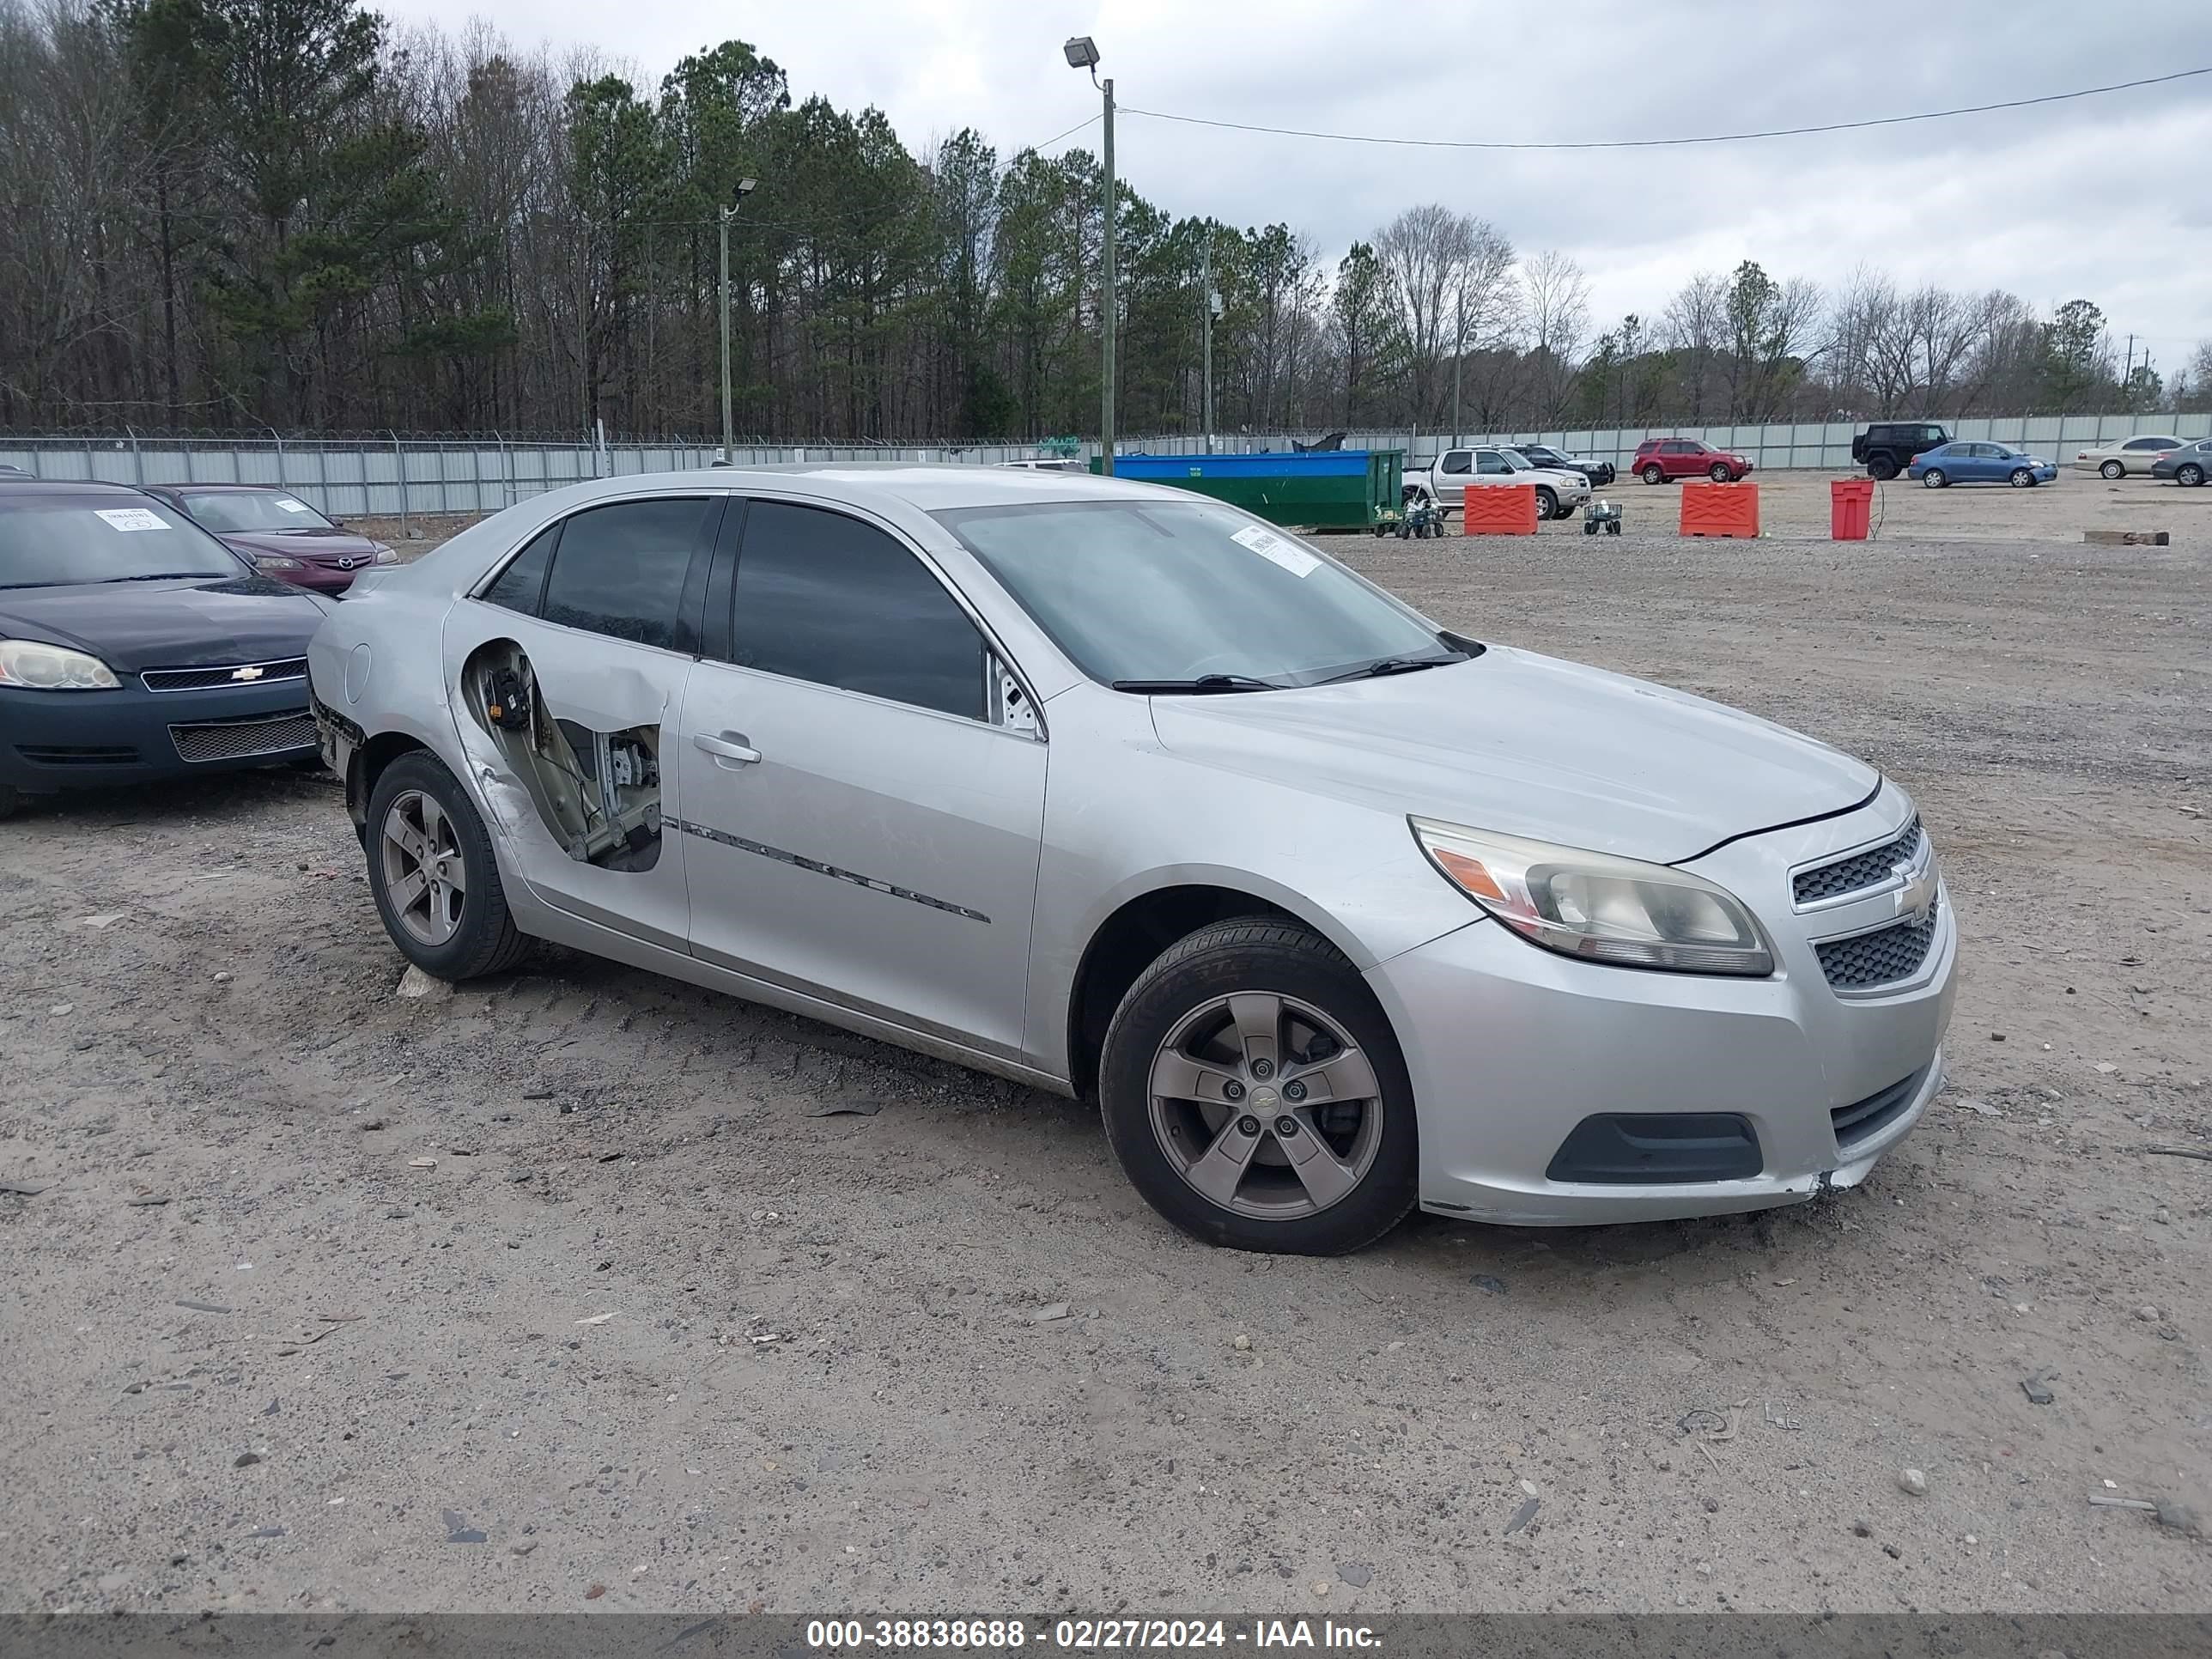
xmin=308 ymin=466 xmax=1956 ymax=1254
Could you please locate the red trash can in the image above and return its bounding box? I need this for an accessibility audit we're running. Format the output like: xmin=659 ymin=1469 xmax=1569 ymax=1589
xmin=1831 ymin=477 xmax=1875 ymax=540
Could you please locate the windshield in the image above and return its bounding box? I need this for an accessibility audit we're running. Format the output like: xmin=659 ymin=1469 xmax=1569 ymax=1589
xmin=182 ymin=491 xmax=337 ymax=533
xmin=0 ymin=499 xmax=244 ymax=588
xmin=1494 ymin=448 xmax=1535 ymax=471
xmin=934 ymin=499 xmax=1461 ymax=689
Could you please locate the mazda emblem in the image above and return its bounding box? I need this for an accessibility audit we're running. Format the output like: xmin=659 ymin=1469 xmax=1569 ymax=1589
xmin=337 ymin=556 xmax=356 ymax=570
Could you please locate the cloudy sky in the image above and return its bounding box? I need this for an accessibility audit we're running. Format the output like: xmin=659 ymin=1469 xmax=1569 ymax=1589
xmin=383 ymin=0 xmax=2212 ymax=362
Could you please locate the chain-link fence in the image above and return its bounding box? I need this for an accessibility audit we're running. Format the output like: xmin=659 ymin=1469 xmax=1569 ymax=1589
xmin=5 ymin=412 xmax=2203 ymax=520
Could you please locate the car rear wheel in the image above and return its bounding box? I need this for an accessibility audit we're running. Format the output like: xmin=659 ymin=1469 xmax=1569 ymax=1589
xmin=2179 ymin=463 xmax=2206 ymax=487
xmin=1868 ymin=457 xmax=1898 ymax=481
xmin=2008 ymin=467 xmax=2036 ymax=488
xmin=1098 ymin=917 xmax=1419 ymax=1255
xmin=1641 ymin=463 xmax=1665 ymax=484
xmin=366 ymin=751 xmax=530 ymax=981
xmin=2100 ymin=459 xmax=2124 ymax=480
xmin=1920 ymin=468 xmax=1948 ymax=489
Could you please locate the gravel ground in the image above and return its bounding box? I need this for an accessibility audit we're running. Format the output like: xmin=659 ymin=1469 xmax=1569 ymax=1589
xmin=2 ymin=503 xmax=2208 ymax=1618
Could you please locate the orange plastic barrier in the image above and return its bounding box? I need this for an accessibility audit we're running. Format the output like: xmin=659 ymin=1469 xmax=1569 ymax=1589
xmin=1458 ymin=483 xmax=1539 ymax=535
xmin=1680 ymin=481 xmax=1760 ymax=538
xmin=1829 ymin=477 xmax=1874 ymax=540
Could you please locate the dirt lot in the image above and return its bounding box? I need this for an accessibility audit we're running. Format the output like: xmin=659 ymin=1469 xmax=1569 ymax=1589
xmin=2 ymin=490 xmax=2209 ymax=1618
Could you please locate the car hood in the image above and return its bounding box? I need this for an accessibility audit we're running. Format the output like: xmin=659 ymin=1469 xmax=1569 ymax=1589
xmin=0 ymin=575 xmax=328 ymax=671
xmin=1146 ymin=644 xmax=1877 ymax=864
xmin=216 ymin=526 xmax=382 ymax=564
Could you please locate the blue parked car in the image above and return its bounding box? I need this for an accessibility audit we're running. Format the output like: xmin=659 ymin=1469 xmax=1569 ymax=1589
xmin=1906 ymin=441 xmax=2057 ymax=489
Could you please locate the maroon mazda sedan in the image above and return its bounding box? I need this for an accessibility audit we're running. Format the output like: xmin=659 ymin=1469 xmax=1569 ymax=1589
xmin=139 ymin=483 xmax=397 ymax=596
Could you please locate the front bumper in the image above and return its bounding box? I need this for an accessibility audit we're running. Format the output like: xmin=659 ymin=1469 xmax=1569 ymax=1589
xmin=267 ymin=564 xmax=358 ymax=597
xmin=1367 ymin=782 xmax=1955 ymax=1225
xmin=0 ymin=678 xmax=317 ymax=795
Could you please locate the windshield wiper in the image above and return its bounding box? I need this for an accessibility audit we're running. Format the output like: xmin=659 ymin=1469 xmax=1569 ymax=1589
xmin=1111 ymin=674 xmax=1283 ymax=695
xmin=95 ymin=571 xmax=223 ymax=583
xmin=1316 ymin=653 xmax=1465 ymax=684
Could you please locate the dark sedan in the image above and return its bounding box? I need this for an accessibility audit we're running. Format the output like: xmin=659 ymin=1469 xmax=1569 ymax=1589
xmin=1512 ymin=444 xmax=1615 ymax=487
xmin=0 ymin=481 xmax=330 ymax=818
xmin=2149 ymin=438 xmax=2212 ymax=487
xmin=139 ymin=483 xmax=396 ymax=596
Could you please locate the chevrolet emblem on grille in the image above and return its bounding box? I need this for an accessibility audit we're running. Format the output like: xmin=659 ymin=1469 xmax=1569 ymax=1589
xmin=1893 ymin=864 xmax=1936 ymax=923
xmin=231 ymin=665 xmax=264 ymax=682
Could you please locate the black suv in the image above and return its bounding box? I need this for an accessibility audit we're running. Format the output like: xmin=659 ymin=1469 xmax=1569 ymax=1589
xmin=1852 ymin=422 xmax=1952 ymax=481
xmin=1511 ymin=444 xmax=1615 ymax=487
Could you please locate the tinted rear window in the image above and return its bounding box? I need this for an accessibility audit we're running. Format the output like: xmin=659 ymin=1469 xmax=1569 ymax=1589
xmin=0 ymin=498 xmax=241 ymax=588
xmin=539 ymin=498 xmax=711 ymax=649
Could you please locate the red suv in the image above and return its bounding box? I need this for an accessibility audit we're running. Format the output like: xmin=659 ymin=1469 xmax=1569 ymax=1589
xmin=1632 ymin=438 xmax=1753 ymax=483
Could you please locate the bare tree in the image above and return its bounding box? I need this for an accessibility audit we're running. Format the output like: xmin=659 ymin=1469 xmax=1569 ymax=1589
xmin=1521 ymin=248 xmax=1589 ymax=423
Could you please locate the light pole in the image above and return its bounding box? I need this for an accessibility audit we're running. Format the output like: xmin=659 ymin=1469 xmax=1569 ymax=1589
xmin=1200 ymin=233 xmax=1220 ymax=454
xmin=718 ymin=176 xmax=757 ymax=460
xmin=1064 ymin=37 xmax=1114 ymax=475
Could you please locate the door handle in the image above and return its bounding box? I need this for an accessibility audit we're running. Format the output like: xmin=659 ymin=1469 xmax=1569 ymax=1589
xmin=693 ymin=732 xmax=761 ymax=766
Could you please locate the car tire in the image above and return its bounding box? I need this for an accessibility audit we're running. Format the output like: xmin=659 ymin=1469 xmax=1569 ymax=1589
xmin=2179 ymin=463 xmax=2205 ymax=487
xmin=1708 ymin=463 xmax=1732 ymax=482
xmin=0 ymin=784 xmax=19 ymax=822
xmin=2100 ymin=459 xmax=2124 ymax=480
xmin=1641 ymin=464 xmax=1664 ymax=484
xmin=1533 ymin=486 xmax=1558 ymax=520
xmin=1868 ymin=457 xmax=1898 ymax=481
xmin=1920 ymin=468 xmax=1947 ymax=489
xmin=364 ymin=751 xmax=530 ymax=981
xmin=1097 ymin=916 xmax=1420 ymax=1256
xmin=2009 ymin=467 xmax=2036 ymax=488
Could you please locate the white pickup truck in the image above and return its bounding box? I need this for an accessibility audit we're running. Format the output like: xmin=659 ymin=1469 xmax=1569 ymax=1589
xmin=1402 ymin=445 xmax=1592 ymax=521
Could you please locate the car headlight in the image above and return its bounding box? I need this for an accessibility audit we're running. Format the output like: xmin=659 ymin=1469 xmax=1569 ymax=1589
xmin=370 ymin=544 xmax=398 ymax=564
xmin=254 ymin=555 xmax=303 ymax=571
xmin=0 ymin=638 xmax=122 ymax=690
xmin=1410 ymin=817 xmax=1774 ymax=976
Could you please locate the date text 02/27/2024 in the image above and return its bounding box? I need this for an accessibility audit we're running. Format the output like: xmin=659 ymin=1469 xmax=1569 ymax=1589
xmin=804 ymin=1620 xmax=1382 ymax=1650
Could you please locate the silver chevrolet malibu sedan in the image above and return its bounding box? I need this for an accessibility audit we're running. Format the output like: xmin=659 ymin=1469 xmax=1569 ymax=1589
xmin=309 ymin=465 xmax=1955 ymax=1255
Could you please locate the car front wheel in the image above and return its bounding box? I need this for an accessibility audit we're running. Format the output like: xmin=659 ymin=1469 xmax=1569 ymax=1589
xmin=1533 ymin=486 xmax=1558 ymax=520
xmin=1921 ymin=468 xmax=1948 ymax=489
xmin=1641 ymin=464 xmax=1665 ymax=484
xmin=1098 ymin=916 xmax=1419 ymax=1255
xmin=366 ymin=751 xmax=530 ymax=980
xmin=2100 ymin=459 xmax=2124 ymax=479
xmin=2009 ymin=467 xmax=2036 ymax=488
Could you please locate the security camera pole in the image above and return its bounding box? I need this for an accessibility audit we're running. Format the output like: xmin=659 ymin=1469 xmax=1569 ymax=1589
xmin=718 ymin=177 xmax=758 ymax=461
xmin=1064 ymin=38 xmax=1114 ymax=476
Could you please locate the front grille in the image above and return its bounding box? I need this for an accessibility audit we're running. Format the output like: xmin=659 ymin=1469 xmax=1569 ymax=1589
xmin=168 ymin=710 xmax=317 ymax=763
xmin=142 ymin=657 xmax=309 ymax=693
xmin=1831 ymin=1066 xmax=1929 ymax=1151
xmin=1815 ymin=907 xmax=1939 ymax=989
xmin=1795 ymin=818 xmax=1923 ymax=905
xmin=15 ymin=744 xmax=139 ymax=767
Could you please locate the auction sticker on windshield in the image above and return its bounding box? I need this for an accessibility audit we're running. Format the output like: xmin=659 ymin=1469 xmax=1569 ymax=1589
xmin=276 ymin=498 xmax=312 ymax=512
xmin=1230 ymin=523 xmax=1319 ymax=578
xmin=93 ymin=508 xmax=170 ymax=532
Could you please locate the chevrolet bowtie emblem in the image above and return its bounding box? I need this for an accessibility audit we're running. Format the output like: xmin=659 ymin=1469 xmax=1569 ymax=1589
xmin=231 ymin=665 xmax=264 ymax=682
xmin=1893 ymin=864 xmax=1936 ymax=923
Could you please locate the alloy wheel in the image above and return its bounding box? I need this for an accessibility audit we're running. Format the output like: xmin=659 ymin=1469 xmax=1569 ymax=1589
xmin=1147 ymin=991 xmax=1384 ymax=1221
xmin=2009 ymin=468 xmax=2034 ymax=488
xmin=380 ymin=788 xmax=467 ymax=946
